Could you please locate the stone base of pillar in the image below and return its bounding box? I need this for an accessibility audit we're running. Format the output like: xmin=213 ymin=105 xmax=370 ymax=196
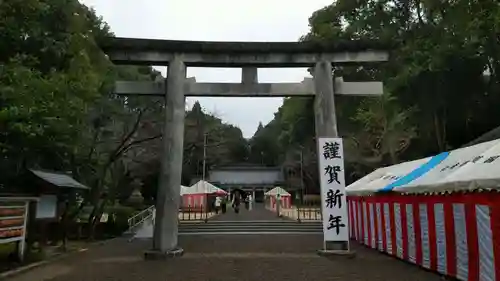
xmin=316 ymin=249 xmax=356 ymax=258
xmin=144 ymin=247 xmax=184 ymax=260
xmin=317 ymin=241 xmax=355 ymax=258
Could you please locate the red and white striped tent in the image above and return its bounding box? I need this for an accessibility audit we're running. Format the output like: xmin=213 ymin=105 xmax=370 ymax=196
xmin=265 ymin=187 xmax=292 ymax=209
xmin=346 ymin=139 xmax=500 ymax=281
xmin=181 ymin=180 xmax=227 ymax=210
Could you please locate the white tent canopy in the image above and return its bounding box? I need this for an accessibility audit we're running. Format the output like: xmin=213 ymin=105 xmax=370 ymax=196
xmin=394 ymin=139 xmax=500 ymax=193
xmin=179 ymin=185 xmax=189 ymax=195
xmin=346 ymin=158 xmax=430 ymax=196
xmin=265 ymin=186 xmax=290 ymax=196
xmin=393 ymin=140 xmax=499 ymax=193
xmin=183 ymin=180 xmax=227 ymax=195
xmin=344 ymin=167 xmax=388 ymax=194
xmin=347 ymin=138 xmax=500 ymax=195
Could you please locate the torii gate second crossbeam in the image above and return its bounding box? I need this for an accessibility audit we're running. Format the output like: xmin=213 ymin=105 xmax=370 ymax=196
xmin=114 ymin=69 xmax=383 ymax=97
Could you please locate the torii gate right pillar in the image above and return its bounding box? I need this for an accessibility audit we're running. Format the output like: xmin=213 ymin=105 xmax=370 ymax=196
xmin=314 ymin=61 xmax=338 ymax=138
xmin=313 ymin=60 xmax=347 ymax=252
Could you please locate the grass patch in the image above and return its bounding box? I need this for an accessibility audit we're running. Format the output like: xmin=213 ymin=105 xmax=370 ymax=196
xmin=0 ymin=243 xmax=16 ymax=257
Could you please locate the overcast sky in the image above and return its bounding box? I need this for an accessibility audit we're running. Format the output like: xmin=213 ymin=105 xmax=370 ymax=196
xmin=80 ymin=0 xmax=333 ymax=138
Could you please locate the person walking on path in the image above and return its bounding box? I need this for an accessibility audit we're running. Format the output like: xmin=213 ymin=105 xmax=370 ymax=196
xmin=244 ymin=195 xmax=249 ymax=210
xmin=215 ymin=196 xmax=221 ymax=214
xmin=220 ymin=196 xmax=228 ymax=213
xmin=248 ymin=194 xmax=253 ymax=211
xmin=232 ymin=194 xmax=241 ymax=214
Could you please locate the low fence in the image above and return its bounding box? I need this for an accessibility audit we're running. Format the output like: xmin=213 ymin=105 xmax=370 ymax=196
xmin=281 ymin=206 xmax=322 ymax=221
xmin=127 ymin=205 xmax=155 ymax=233
xmin=106 ymin=204 xmax=218 ymax=236
xmin=178 ymin=205 xmax=217 ymax=222
xmin=348 ymin=193 xmax=500 ymax=281
xmin=266 ymin=200 xmax=322 ymax=222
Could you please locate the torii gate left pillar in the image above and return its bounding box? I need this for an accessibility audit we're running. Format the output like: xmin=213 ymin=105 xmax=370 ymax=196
xmin=149 ymin=55 xmax=186 ymax=257
xmin=100 ymin=38 xmax=388 ymax=259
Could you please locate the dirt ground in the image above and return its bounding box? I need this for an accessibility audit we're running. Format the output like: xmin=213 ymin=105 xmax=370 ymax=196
xmin=6 ymin=206 xmax=445 ymax=281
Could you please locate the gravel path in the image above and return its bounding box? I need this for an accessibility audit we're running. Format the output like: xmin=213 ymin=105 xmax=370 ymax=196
xmin=8 ymin=234 xmax=445 ymax=281
xmin=7 ymin=204 xmax=445 ymax=281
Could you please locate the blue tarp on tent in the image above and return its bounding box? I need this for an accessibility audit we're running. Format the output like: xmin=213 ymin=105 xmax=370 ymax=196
xmin=378 ymin=152 xmax=450 ymax=192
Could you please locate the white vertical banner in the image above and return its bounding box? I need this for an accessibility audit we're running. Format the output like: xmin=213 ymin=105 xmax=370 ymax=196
xmin=317 ymin=137 xmax=349 ymax=245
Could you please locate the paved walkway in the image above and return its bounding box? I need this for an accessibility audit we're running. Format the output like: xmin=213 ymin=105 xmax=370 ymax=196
xmin=9 ymin=236 xmax=445 ymax=281
xmin=8 ymin=205 xmax=446 ymax=281
xmin=211 ymin=203 xmax=284 ymax=221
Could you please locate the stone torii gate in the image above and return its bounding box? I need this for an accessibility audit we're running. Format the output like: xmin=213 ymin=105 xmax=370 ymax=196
xmin=100 ymin=38 xmax=388 ymax=258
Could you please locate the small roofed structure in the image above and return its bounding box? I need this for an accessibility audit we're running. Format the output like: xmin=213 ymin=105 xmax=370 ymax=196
xmin=181 ymin=180 xmax=227 ymax=211
xmin=265 ymin=187 xmax=292 ymax=209
xmin=18 ymin=169 xmax=89 ymax=257
xmin=0 ymin=169 xmax=88 ymax=262
xmin=30 ymin=169 xmax=88 ymax=190
xmin=26 ymin=169 xmax=89 ymax=221
xmin=185 ymin=180 xmax=226 ymax=195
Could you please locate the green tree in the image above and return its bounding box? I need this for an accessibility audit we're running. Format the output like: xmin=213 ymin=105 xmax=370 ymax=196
xmin=0 ymin=0 xmax=109 ymax=185
xmin=251 ymin=0 xmax=500 ymax=190
xmin=346 ymin=93 xmax=416 ymax=168
xmin=0 ymin=0 xmax=172 ymax=242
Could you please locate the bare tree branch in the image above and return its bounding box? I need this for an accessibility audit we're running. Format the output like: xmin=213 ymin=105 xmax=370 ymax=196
xmin=113 ymin=133 xmax=162 ymax=160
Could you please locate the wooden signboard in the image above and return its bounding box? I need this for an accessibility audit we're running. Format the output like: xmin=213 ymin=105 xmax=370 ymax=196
xmin=0 ymin=200 xmax=30 ymax=261
xmin=0 ymin=203 xmax=27 ymax=244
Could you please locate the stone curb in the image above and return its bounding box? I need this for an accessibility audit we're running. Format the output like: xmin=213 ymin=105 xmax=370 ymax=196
xmin=0 ymin=235 xmax=128 ymax=280
xmin=317 ymin=249 xmax=357 ymax=258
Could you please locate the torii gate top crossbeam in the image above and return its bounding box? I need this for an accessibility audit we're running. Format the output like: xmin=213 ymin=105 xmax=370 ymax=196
xmin=100 ymin=37 xmax=390 ymax=67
